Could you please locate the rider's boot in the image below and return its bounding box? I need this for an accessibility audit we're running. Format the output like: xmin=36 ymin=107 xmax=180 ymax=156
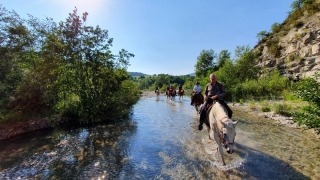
xmin=198 ymin=109 xmax=205 ymax=131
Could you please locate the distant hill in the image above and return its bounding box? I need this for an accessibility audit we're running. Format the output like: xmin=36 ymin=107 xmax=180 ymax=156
xmin=129 ymin=72 xmax=150 ymax=77
xmin=129 ymin=72 xmax=195 ymax=77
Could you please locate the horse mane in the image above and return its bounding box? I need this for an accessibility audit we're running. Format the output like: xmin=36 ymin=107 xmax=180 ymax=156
xmin=210 ymin=101 xmax=231 ymax=130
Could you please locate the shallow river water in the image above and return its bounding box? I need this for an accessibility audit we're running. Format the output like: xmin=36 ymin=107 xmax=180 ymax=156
xmin=0 ymin=94 xmax=319 ymax=179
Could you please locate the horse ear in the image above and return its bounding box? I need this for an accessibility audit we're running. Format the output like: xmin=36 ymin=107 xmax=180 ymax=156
xmin=233 ymin=121 xmax=238 ymax=126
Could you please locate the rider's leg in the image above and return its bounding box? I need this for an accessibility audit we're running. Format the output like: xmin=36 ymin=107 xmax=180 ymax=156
xmin=198 ymin=101 xmax=208 ymax=130
xmin=190 ymin=95 xmax=194 ymax=105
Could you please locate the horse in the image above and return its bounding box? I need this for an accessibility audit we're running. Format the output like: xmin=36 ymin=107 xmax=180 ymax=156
xmin=205 ymin=101 xmax=237 ymax=166
xmin=166 ymin=90 xmax=170 ymax=99
xmin=178 ymin=89 xmax=184 ymax=100
xmin=191 ymin=93 xmax=204 ymax=113
xmin=169 ymin=90 xmax=177 ymax=101
xmin=166 ymin=88 xmax=176 ymax=101
xmin=155 ymin=89 xmax=160 ymax=96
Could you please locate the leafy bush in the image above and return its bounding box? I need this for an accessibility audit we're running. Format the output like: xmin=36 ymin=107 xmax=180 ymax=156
xmin=282 ymin=90 xmax=299 ymax=101
xmin=273 ymin=103 xmax=293 ymax=117
xmin=293 ymin=105 xmax=320 ymax=133
xmin=271 ymin=23 xmax=282 ymax=33
xmin=261 ymin=106 xmax=271 ymax=112
xmin=248 ymin=100 xmax=257 ymax=110
xmin=266 ymin=38 xmax=281 ymax=57
xmin=231 ymin=69 xmax=288 ymax=100
xmin=293 ymin=73 xmax=320 ymax=132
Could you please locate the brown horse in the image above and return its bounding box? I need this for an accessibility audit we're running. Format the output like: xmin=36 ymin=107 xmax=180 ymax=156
xmin=169 ymin=90 xmax=177 ymax=101
xmin=166 ymin=87 xmax=176 ymax=100
xmin=178 ymin=89 xmax=184 ymax=100
xmin=166 ymin=90 xmax=170 ymax=99
xmin=191 ymin=93 xmax=204 ymax=113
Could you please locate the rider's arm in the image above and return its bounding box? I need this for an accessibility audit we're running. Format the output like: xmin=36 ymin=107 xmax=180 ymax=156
xmin=204 ymin=84 xmax=209 ymax=100
xmin=216 ymin=83 xmax=226 ymax=100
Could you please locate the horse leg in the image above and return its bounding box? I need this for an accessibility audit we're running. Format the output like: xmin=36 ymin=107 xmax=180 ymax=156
xmin=206 ymin=124 xmax=212 ymax=140
xmin=213 ymin=130 xmax=226 ymax=166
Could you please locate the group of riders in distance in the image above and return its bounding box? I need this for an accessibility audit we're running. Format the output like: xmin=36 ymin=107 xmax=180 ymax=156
xmin=155 ymin=84 xmax=185 ymax=100
xmin=154 ymin=73 xmax=237 ymax=166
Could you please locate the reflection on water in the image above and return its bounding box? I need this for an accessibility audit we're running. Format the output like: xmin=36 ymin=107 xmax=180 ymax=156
xmin=0 ymin=95 xmax=319 ymax=179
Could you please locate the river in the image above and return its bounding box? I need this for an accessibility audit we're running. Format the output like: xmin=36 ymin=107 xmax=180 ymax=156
xmin=0 ymin=94 xmax=319 ymax=179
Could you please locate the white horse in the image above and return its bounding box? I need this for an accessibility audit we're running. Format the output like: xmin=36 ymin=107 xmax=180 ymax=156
xmin=205 ymin=101 xmax=237 ymax=166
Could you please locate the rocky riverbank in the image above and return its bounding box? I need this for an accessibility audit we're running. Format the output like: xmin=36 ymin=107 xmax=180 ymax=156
xmin=0 ymin=118 xmax=51 ymax=140
xmin=231 ymin=103 xmax=319 ymax=139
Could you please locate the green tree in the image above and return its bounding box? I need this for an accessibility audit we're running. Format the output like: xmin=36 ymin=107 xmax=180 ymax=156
xmin=154 ymin=74 xmax=170 ymax=89
xmin=0 ymin=6 xmax=36 ymax=112
xmin=216 ymin=50 xmax=231 ymax=68
xmin=271 ymin=23 xmax=281 ymax=33
xmin=256 ymin=30 xmax=269 ymax=41
xmin=215 ymin=59 xmax=238 ymax=90
xmin=1 ymin=6 xmax=138 ymax=124
xmin=194 ymin=49 xmax=216 ymax=77
xmin=234 ymin=45 xmax=259 ymax=82
xmin=291 ymin=0 xmax=304 ymax=11
xmin=56 ymin=8 xmax=135 ymax=122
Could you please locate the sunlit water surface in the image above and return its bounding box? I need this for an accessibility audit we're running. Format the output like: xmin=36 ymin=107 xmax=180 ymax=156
xmin=0 ymin=95 xmax=319 ymax=179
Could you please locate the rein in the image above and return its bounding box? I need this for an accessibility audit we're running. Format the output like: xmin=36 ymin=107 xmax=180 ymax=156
xmin=214 ymin=116 xmax=233 ymax=145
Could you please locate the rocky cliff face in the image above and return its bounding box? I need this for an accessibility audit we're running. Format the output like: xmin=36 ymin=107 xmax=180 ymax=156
xmin=254 ymin=12 xmax=320 ymax=80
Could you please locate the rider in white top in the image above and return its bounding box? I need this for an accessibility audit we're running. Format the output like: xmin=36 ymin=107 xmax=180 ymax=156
xmin=191 ymin=81 xmax=203 ymax=106
xmin=193 ymin=82 xmax=202 ymax=94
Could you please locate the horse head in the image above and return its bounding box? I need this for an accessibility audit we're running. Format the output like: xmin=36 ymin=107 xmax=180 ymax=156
xmin=221 ymin=120 xmax=237 ymax=154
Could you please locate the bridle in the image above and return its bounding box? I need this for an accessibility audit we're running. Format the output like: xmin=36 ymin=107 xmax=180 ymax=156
xmin=215 ymin=116 xmax=235 ymax=147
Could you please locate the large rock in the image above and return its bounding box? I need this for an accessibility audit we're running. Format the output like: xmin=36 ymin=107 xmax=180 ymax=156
xmin=254 ymin=12 xmax=320 ymax=79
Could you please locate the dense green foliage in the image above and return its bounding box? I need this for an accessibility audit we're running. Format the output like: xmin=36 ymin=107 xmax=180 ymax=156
xmin=194 ymin=49 xmax=216 ymax=77
xmin=131 ymin=74 xmax=196 ymax=94
xmin=293 ymin=73 xmax=320 ymax=133
xmin=0 ymin=6 xmax=139 ymax=125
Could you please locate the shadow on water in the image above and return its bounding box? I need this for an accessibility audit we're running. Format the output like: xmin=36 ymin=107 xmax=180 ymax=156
xmin=195 ymin=119 xmax=312 ymax=179
xmin=233 ymin=143 xmax=310 ymax=180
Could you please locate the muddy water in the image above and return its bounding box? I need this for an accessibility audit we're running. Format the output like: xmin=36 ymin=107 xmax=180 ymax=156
xmin=0 ymin=95 xmax=319 ymax=179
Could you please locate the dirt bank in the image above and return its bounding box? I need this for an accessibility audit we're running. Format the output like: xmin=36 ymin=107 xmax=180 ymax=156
xmin=0 ymin=118 xmax=51 ymax=140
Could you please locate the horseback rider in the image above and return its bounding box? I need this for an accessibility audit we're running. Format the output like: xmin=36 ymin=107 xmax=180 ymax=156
xmin=155 ymin=86 xmax=159 ymax=93
xmin=178 ymin=84 xmax=183 ymax=91
xmin=191 ymin=81 xmax=203 ymax=105
xmin=198 ymin=73 xmax=233 ymax=131
xmin=169 ymin=85 xmax=175 ymax=95
xmin=165 ymin=85 xmax=170 ymax=96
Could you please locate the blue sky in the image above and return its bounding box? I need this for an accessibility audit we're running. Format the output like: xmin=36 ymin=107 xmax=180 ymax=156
xmin=0 ymin=0 xmax=293 ymax=75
